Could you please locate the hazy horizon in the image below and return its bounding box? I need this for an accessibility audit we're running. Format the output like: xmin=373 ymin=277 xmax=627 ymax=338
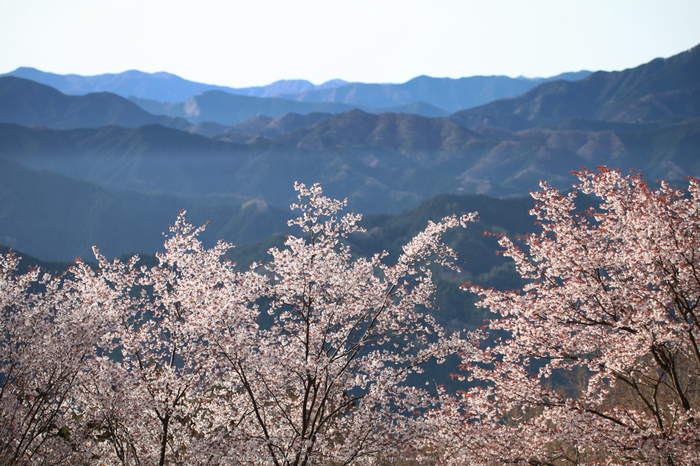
xmin=2 ymin=65 xmax=598 ymax=89
xmin=2 ymin=0 xmax=699 ymax=88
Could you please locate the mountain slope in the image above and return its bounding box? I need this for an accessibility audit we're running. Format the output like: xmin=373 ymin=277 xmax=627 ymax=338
xmin=216 ymin=112 xmax=333 ymax=138
xmin=273 ymin=109 xmax=483 ymax=155
xmin=0 ymin=157 xmax=290 ymax=261
xmin=0 ymin=76 xmax=190 ymax=129
xmin=449 ymin=43 xmax=700 ymax=130
xmin=0 ymin=121 xmax=482 ymax=213
xmin=0 ymin=123 xmax=254 ymax=196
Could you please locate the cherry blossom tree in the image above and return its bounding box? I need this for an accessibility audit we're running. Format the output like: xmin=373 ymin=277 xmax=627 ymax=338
xmin=76 ymin=229 xmax=217 ymax=465
xmin=0 ymin=251 xmax=125 ymax=464
xmin=1 ymin=182 xmax=481 ymax=465
xmin=435 ymin=168 xmax=700 ymax=465
xmin=194 ymin=182 xmax=480 ymax=465
xmin=74 ymin=215 xmax=276 ymax=466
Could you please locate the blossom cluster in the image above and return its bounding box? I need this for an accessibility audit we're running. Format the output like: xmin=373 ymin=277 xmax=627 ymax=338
xmin=2 ymin=170 xmax=699 ymax=465
xmin=0 ymin=183 xmax=479 ymax=465
xmin=432 ymin=168 xmax=700 ymax=465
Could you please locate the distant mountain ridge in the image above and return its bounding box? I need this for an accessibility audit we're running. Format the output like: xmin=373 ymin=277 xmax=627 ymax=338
xmin=271 ymin=109 xmax=483 ymax=154
xmin=2 ymin=67 xmax=591 ymax=114
xmin=0 ymin=67 xmax=347 ymax=103
xmin=0 ymin=74 xmax=451 ymax=140
xmin=276 ymin=72 xmax=592 ymax=112
xmin=449 ymin=44 xmax=700 ymax=130
xmin=212 ymin=112 xmax=333 ymax=139
xmin=130 ymin=93 xmax=453 ymax=125
xmin=0 ymin=76 xmax=190 ymax=130
xmin=129 ymin=91 xmax=362 ymax=125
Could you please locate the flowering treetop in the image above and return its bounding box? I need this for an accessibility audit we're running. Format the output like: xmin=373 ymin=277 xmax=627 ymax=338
xmin=431 ymin=168 xmax=700 ymax=465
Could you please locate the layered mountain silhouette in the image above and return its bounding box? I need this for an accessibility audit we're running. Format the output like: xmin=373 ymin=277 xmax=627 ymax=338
xmin=0 ymin=121 xmax=459 ymax=212
xmin=3 ymin=109 xmax=698 ymax=218
xmin=129 ymin=91 xmax=361 ymax=125
xmin=276 ymin=72 xmax=591 ymax=112
xmin=132 ymin=94 xmax=453 ymax=125
xmin=0 ymin=77 xmax=190 ymax=130
xmin=0 ymin=157 xmax=290 ymax=261
xmin=1 ymin=43 xmax=698 ymax=263
xmin=2 ymin=67 xmax=591 ymax=115
xmin=1 ymin=67 xmax=348 ymax=103
xmin=449 ymin=44 xmax=700 ymax=130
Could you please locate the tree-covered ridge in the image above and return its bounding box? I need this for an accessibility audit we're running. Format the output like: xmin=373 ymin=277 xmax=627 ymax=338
xmin=2 ymin=113 xmax=698 ymax=223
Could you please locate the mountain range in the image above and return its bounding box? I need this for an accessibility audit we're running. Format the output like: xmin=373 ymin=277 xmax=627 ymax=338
xmin=0 ymin=76 xmax=189 ymax=130
xmin=1 ymin=43 xmax=698 ymax=263
xmin=273 ymin=72 xmax=592 ymax=112
xmin=2 ymin=67 xmax=591 ymax=116
xmin=449 ymin=44 xmax=700 ymax=130
xmin=0 ymin=67 xmax=349 ymax=102
xmin=2 ymin=107 xmax=697 ymax=217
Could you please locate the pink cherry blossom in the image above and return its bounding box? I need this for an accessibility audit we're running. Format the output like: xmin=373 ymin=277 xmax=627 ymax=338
xmin=434 ymin=168 xmax=700 ymax=465
xmin=1 ymin=183 xmax=481 ymax=465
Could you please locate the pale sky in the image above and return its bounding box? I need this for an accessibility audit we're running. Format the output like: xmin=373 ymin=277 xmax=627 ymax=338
xmin=1 ymin=0 xmax=699 ymax=88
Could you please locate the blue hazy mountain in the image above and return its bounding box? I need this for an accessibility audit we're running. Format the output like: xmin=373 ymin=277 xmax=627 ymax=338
xmin=129 ymin=92 xmax=452 ymax=125
xmin=0 ymin=76 xmax=190 ymax=130
xmin=2 ymin=67 xmax=590 ymax=114
xmin=1 ymin=44 xmax=698 ymax=263
xmin=128 ymin=91 xmax=362 ymax=125
xmin=0 ymin=67 xmax=347 ymax=103
xmin=276 ymin=71 xmax=592 ymax=112
xmin=0 ymin=74 xmax=448 ymax=132
xmin=2 ymin=111 xmax=698 ymax=216
xmin=449 ymin=44 xmax=700 ymax=130
xmin=0 ymin=157 xmax=291 ymax=261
